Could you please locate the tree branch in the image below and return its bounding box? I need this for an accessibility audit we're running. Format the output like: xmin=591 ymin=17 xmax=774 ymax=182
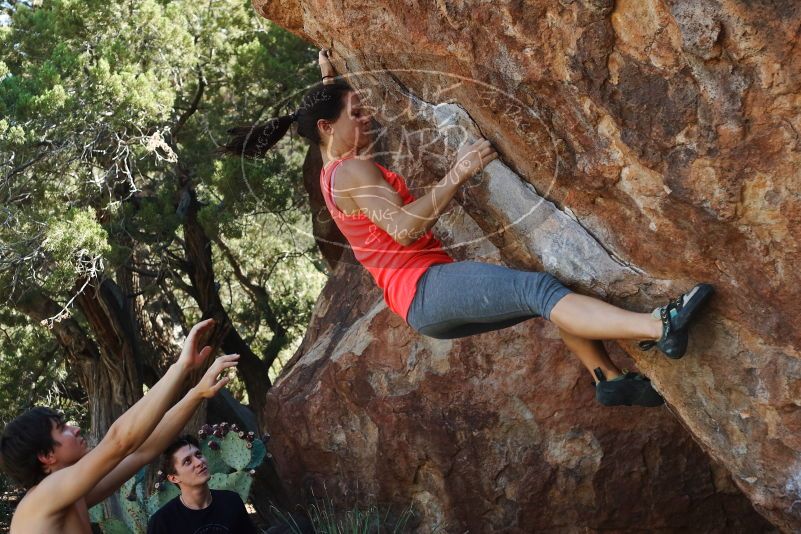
xmin=2 ymin=149 xmax=50 ymax=184
xmin=212 ymin=235 xmax=288 ymax=355
xmin=171 ymin=70 xmax=206 ymax=141
xmin=178 ymin=181 xmax=272 ymax=416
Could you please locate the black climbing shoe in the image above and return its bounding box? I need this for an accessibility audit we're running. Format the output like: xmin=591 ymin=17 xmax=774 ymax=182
xmin=639 ymin=283 xmax=714 ymax=359
xmin=594 ymin=368 xmax=664 ymax=407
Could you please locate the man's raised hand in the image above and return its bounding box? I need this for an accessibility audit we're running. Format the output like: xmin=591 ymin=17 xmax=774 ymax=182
xmin=192 ymin=354 xmax=239 ymax=399
xmin=177 ymin=319 xmax=216 ymax=372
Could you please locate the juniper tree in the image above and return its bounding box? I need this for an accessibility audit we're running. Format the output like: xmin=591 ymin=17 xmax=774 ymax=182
xmin=0 ymin=0 xmax=323 ymax=443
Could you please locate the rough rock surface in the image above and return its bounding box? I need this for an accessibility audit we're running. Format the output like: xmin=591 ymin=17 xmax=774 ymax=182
xmin=266 ymin=234 xmax=773 ymax=532
xmin=255 ymin=0 xmax=801 ymax=531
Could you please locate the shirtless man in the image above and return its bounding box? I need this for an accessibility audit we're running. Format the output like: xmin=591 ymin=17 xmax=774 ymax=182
xmin=0 ymin=319 xmax=239 ymax=533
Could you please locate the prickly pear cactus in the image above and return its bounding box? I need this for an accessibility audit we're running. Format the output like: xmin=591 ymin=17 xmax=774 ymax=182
xmin=90 ymin=422 xmax=270 ymax=533
xmin=198 ymin=422 xmax=269 ymax=501
xmin=124 ymin=470 xmax=149 ymax=531
xmin=89 ymin=470 xmax=150 ymax=534
xmin=89 ymin=505 xmax=128 ymax=534
xmin=208 ymin=471 xmax=252 ymax=503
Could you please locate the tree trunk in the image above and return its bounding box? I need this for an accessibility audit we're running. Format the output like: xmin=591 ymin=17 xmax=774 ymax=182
xmin=118 ymin=255 xmax=180 ymax=386
xmin=74 ymin=279 xmax=144 ymax=441
xmin=178 ymin=183 xmax=294 ymax=523
xmin=179 ymin=186 xmax=272 ymax=418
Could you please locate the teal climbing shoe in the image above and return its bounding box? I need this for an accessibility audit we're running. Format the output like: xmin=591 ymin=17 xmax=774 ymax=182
xmin=594 ymin=368 xmax=664 ymax=407
xmin=639 ymin=283 xmax=714 ymax=359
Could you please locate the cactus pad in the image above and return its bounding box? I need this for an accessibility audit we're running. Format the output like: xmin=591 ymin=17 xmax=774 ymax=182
xmin=208 ymin=471 xmax=252 ymax=503
xmin=220 ymin=431 xmax=252 ymax=470
xmin=119 ymin=493 xmax=148 ymax=532
xmin=201 ymin=437 xmax=232 ymax=474
xmin=88 ymin=504 xmax=104 ymax=523
xmin=245 ymin=438 xmax=266 ymax=469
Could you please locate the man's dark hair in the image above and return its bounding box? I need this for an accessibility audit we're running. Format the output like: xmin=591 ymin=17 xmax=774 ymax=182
xmin=0 ymin=407 xmax=64 ymax=488
xmin=160 ymin=434 xmax=201 ymax=478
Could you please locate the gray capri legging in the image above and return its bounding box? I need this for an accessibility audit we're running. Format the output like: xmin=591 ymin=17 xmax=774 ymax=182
xmin=406 ymin=261 xmax=572 ymax=340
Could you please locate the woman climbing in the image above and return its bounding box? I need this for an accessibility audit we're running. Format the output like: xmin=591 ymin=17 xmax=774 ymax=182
xmin=221 ymin=49 xmax=713 ymax=408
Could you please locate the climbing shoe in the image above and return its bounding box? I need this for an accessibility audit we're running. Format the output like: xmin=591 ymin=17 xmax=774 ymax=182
xmin=594 ymin=368 xmax=664 ymax=407
xmin=638 ymin=283 xmax=714 ymax=359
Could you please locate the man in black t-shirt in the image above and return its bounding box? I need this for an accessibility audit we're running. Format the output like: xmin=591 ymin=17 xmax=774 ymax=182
xmin=147 ymin=435 xmax=258 ymax=534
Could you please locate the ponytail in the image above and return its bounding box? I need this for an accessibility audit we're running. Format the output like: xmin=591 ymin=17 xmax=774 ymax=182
xmin=219 ymin=113 xmax=296 ymax=158
xmin=220 ymin=80 xmax=352 ymax=159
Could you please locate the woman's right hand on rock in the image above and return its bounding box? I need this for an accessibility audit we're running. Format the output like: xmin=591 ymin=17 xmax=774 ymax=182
xmin=452 ymin=138 xmax=498 ymax=183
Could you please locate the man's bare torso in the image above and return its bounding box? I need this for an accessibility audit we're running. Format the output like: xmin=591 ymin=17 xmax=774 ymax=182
xmin=10 ymin=489 xmax=92 ymax=534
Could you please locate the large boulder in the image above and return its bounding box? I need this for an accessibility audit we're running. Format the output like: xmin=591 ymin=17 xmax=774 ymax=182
xmin=265 ymin=236 xmax=772 ymax=532
xmin=254 ymin=0 xmax=801 ymax=531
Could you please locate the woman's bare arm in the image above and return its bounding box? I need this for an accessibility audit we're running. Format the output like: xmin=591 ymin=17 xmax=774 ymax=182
xmin=334 ymin=139 xmax=497 ymax=245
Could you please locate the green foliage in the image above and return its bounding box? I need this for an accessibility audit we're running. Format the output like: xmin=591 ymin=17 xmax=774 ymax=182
xmin=1 ymin=0 xmax=322 ymax=292
xmin=1 ymin=0 xmax=325 ymax=407
xmin=42 ymin=207 xmax=111 ymax=293
xmin=0 ymin=307 xmax=86 ymax=430
xmin=1 ymin=0 xmax=326 ymax=524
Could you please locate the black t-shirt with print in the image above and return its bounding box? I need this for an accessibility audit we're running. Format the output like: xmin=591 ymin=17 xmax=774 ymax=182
xmin=146 ymin=489 xmax=258 ymax=534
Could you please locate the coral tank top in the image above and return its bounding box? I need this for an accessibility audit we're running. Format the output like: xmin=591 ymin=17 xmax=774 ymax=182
xmin=320 ymin=157 xmax=453 ymax=320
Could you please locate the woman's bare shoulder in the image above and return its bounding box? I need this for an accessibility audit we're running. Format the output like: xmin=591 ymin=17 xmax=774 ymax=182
xmin=337 ymin=158 xmax=385 ymax=186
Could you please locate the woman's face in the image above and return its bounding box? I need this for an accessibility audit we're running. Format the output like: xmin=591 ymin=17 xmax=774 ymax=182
xmin=323 ymin=91 xmax=374 ymax=153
